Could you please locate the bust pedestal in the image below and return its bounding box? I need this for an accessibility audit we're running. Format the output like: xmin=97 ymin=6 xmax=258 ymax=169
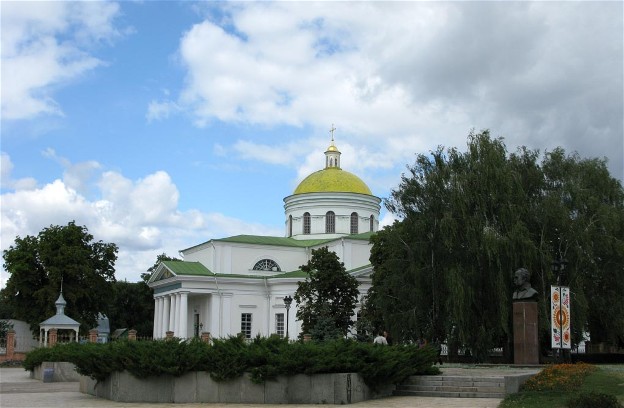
xmin=513 ymin=301 xmax=539 ymax=365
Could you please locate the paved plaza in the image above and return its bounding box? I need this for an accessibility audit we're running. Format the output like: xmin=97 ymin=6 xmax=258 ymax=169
xmin=0 ymin=366 xmax=507 ymax=408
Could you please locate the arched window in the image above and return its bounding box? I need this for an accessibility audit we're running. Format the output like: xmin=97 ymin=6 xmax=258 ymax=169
xmin=303 ymin=212 xmax=311 ymax=234
xmin=326 ymin=211 xmax=335 ymax=233
xmin=288 ymin=215 xmax=293 ymax=237
xmin=350 ymin=212 xmax=359 ymax=234
xmin=253 ymin=259 xmax=281 ymax=272
xmin=370 ymin=215 xmax=374 ymax=232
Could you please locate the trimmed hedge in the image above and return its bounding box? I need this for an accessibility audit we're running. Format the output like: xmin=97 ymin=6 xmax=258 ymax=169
xmin=567 ymin=392 xmax=623 ymax=408
xmin=24 ymin=336 xmax=438 ymax=389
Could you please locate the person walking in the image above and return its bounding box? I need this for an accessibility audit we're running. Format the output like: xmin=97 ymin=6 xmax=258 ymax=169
xmin=373 ymin=331 xmax=388 ymax=345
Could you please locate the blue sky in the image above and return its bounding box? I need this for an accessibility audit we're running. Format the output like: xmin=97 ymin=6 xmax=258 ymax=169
xmin=1 ymin=1 xmax=622 ymax=285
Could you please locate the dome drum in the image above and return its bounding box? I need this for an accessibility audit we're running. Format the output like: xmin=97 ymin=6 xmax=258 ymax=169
xmin=284 ymin=136 xmax=381 ymax=240
xmin=284 ymin=192 xmax=381 ymax=239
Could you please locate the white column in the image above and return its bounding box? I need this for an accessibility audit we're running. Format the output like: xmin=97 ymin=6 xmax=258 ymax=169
xmin=222 ymin=293 xmax=233 ymax=336
xmin=210 ymin=294 xmax=221 ymax=337
xmin=265 ymin=294 xmax=271 ymax=337
xmin=174 ymin=293 xmax=181 ymax=335
xmin=160 ymin=297 xmax=166 ymax=337
xmin=152 ymin=298 xmax=158 ymax=339
xmin=162 ymin=296 xmax=171 ymax=337
xmin=179 ymin=292 xmax=189 ymax=339
xmin=169 ymin=294 xmax=177 ymax=336
xmin=290 ymin=301 xmax=298 ymax=339
xmin=157 ymin=297 xmax=164 ymax=338
xmin=153 ymin=297 xmax=160 ymax=339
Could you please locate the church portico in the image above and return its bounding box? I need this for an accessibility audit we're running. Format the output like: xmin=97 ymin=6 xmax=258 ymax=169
xmin=151 ymin=291 xmax=191 ymax=338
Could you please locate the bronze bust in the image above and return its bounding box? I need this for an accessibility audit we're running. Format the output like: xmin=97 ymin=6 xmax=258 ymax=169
xmin=512 ymin=268 xmax=538 ymax=300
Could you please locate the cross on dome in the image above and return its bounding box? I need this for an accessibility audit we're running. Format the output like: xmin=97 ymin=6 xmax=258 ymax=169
xmin=325 ymin=124 xmax=341 ymax=168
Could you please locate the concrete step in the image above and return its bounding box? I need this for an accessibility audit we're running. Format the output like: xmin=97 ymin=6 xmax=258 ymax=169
xmin=402 ymin=375 xmax=504 ymax=385
xmin=394 ymin=390 xmax=506 ymax=398
xmin=396 ymin=384 xmax=505 ymax=394
xmin=394 ymin=375 xmax=506 ymax=399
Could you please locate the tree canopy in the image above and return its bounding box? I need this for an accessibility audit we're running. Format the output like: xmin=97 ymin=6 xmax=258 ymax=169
xmin=141 ymin=252 xmax=180 ymax=284
xmin=366 ymin=130 xmax=624 ymax=360
xmin=107 ymin=253 xmax=179 ymax=337
xmin=1 ymin=222 xmax=118 ymax=334
xmin=294 ymin=247 xmax=360 ymax=340
xmin=107 ymin=280 xmax=154 ymax=337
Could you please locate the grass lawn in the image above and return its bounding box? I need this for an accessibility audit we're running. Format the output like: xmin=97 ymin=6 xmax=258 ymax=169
xmin=499 ymin=365 xmax=624 ymax=408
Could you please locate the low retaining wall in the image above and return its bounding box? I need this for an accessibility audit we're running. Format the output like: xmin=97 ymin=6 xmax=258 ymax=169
xmin=31 ymin=362 xmax=80 ymax=382
xmin=504 ymin=372 xmax=537 ymax=394
xmin=80 ymin=371 xmax=394 ymax=404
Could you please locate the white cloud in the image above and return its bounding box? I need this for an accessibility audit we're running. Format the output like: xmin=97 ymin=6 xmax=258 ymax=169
xmin=379 ymin=212 xmax=398 ymax=230
xmin=146 ymin=100 xmax=181 ymax=122
xmin=167 ymin=1 xmax=622 ymax=180
xmin=232 ymin=139 xmax=305 ymax=166
xmin=0 ymin=153 xmax=280 ymax=286
xmin=41 ymin=148 xmax=101 ymax=195
xmin=0 ymin=152 xmax=37 ymax=190
xmin=1 ymin=1 xmax=122 ymax=120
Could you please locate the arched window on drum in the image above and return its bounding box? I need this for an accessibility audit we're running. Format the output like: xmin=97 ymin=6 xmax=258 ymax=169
xmin=350 ymin=212 xmax=358 ymax=234
xmin=326 ymin=211 xmax=335 ymax=233
xmin=303 ymin=212 xmax=311 ymax=234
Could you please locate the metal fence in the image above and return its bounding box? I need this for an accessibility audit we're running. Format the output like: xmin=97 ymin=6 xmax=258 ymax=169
xmin=439 ymin=343 xmax=586 ymax=356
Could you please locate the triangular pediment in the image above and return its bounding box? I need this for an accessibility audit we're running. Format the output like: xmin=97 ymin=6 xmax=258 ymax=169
xmin=148 ymin=261 xmax=213 ymax=284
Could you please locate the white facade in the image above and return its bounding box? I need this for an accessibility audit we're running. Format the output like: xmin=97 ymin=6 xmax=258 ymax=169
xmin=149 ymin=140 xmax=381 ymax=340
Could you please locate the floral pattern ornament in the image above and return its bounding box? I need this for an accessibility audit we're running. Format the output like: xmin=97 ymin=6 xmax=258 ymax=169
xmin=551 ymin=286 xmax=571 ymax=349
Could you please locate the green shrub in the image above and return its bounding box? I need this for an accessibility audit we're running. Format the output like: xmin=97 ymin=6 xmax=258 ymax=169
xmin=567 ymin=392 xmax=623 ymax=408
xmin=522 ymin=363 xmax=597 ymax=392
xmin=23 ymin=337 xmax=437 ymax=388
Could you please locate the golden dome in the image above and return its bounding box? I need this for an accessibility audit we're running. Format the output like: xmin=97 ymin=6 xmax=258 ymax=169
xmin=294 ymin=168 xmax=372 ymax=195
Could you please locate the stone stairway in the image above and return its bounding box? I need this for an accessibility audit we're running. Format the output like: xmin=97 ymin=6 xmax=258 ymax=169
xmin=394 ymin=374 xmax=507 ymax=398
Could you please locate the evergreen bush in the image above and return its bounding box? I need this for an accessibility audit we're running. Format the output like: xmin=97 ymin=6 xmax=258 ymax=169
xmin=23 ymin=336 xmax=437 ymax=388
xmin=566 ymin=392 xmax=623 ymax=408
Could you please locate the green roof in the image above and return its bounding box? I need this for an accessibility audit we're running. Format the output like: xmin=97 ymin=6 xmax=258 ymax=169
xmin=272 ymin=270 xmax=309 ymax=278
xmin=347 ymin=231 xmax=375 ymax=241
xmin=182 ymin=233 xmax=376 ymax=253
xmin=214 ymin=235 xmax=336 ymax=247
xmin=162 ymin=261 xmax=213 ymax=276
xmin=159 ymin=260 xmax=370 ymax=280
xmin=294 ymin=168 xmax=372 ymax=195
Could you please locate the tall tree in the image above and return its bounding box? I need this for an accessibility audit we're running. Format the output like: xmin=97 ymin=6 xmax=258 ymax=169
xmin=107 ymin=252 xmax=179 ymax=337
xmin=368 ymin=130 xmax=624 ymax=359
xmin=107 ymin=280 xmax=154 ymax=337
xmin=294 ymin=247 xmax=360 ymax=340
xmin=141 ymin=252 xmax=180 ymax=283
xmin=1 ymin=222 xmax=118 ymax=334
xmin=539 ymin=149 xmax=624 ymax=345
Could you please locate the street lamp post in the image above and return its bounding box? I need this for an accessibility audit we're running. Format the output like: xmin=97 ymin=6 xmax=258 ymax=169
xmin=283 ymin=295 xmax=293 ymax=339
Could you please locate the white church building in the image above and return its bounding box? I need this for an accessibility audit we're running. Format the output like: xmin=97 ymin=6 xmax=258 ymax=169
xmin=148 ymin=137 xmax=381 ymax=340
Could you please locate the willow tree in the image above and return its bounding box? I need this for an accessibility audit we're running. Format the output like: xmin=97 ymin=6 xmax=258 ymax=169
xmin=539 ymin=149 xmax=624 ymax=346
xmin=367 ymin=130 xmax=624 ymax=360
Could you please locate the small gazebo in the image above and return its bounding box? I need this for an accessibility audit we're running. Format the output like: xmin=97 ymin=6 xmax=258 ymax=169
xmin=39 ymin=291 xmax=80 ymax=347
